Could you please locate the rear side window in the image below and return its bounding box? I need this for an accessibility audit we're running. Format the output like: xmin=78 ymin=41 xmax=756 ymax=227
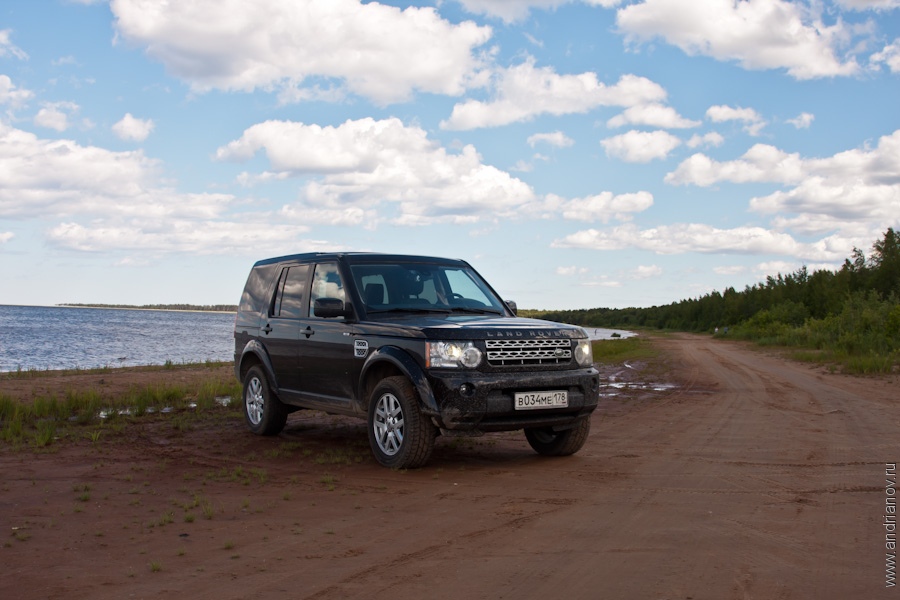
xmin=238 ymin=263 xmax=278 ymax=315
xmin=270 ymin=265 xmax=310 ymax=319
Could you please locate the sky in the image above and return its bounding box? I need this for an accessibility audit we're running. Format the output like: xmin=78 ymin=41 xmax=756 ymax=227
xmin=1 ymin=0 xmax=899 ymax=310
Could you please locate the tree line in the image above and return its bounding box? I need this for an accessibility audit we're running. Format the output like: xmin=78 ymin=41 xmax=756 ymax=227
xmin=526 ymin=228 xmax=900 ymax=373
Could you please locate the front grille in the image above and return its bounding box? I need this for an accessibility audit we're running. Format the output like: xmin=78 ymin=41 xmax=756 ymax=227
xmin=485 ymin=338 xmax=572 ymax=367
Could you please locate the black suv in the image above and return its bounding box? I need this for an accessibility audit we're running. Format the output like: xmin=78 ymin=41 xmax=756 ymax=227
xmin=234 ymin=253 xmax=600 ymax=468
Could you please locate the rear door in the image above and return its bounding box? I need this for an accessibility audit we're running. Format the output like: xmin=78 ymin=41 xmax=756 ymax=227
xmin=261 ymin=264 xmax=310 ymax=394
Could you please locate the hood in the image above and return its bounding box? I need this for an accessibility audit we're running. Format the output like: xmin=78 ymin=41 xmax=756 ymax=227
xmin=359 ymin=313 xmax=587 ymax=340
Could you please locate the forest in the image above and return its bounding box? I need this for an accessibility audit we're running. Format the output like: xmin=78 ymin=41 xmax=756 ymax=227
xmin=526 ymin=229 xmax=900 ymax=374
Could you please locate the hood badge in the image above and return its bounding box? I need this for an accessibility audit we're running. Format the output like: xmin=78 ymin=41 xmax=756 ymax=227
xmin=485 ymin=330 xmax=558 ymax=338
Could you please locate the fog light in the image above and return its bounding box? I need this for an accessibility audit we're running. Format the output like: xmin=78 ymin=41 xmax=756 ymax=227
xmin=459 ymin=383 xmax=475 ymax=397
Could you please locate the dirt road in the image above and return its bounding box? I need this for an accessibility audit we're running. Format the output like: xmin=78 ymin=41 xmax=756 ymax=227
xmin=2 ymin=334 xmax=897 ymax=599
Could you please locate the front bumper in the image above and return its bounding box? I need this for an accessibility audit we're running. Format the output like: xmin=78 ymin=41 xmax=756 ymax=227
xmin=424 ymin=367 xmax=600 ymax=432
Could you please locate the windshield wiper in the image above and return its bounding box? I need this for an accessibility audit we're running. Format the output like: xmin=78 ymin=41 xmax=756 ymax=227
xmin=368 ymin=307 xmax=452 ymax=314
xmin=449 ymin=307 xmax=503 ymax=315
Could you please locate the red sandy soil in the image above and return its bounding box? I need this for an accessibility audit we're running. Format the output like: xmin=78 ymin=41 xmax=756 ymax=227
xmin=1 ymin=334 xmax=898 ymax=599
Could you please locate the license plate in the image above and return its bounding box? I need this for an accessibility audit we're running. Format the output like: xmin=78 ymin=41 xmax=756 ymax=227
xmin=514 ymin=390 xmax=568 ymax=410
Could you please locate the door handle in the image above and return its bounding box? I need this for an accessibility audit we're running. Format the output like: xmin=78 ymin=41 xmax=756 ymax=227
xmin=304 ymin=326 xmax=315 ymax=339
xmin=262 ymin=323 xmax=273 ymax=334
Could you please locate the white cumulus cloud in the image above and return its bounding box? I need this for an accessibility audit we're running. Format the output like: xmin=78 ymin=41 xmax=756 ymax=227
xmin=34 ymin=102 xmax=80 ymax=132
xmin=0 ymin=29 xmax=28 ymax=60
xmin=455 ymin=0 xmax=622 ymax=22
xmin=666 ymin=129 xmax=900 ymax=237
xmin=616 ymin=0 xmax=860 ymax=79
xmin=110 ymin=0 xmax=492 ymax=105
xmin=706 ymin=104 xmax=766 ymax=136
xmin=686 ymin=132 xmax=724 ymax=149
xmin=216 ymin=117 xmax=537 ymax=225
xmin=0 ymin=123 xmax=303 ymax=258
xmin=870 ymin=38 xmax=900 ymax=73
xmin=601 ymin=130 xmax=681 ymax=163
xmin=112 ymin=113 xmax=155 ymax=142
xmin=441 ymin=58 xmax=667 ymax=130
xmin=607 ymin=103 xmax=701 ymax=129
xmin=553 ymin=223 xmax=852 ymax=261
xmin=0 ymin=75 xmax=33 ymax=111
xmin=527 ymin=131 xmax=574 ymax=148
xmin=541 ymin=191 xmax=654 ymax=222
xmin=787 ymin=112 xmax=815 ymax=129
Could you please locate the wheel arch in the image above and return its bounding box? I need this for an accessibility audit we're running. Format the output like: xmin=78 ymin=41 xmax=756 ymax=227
xmin=358 ymin=346 xmax=438 ymax=415
xmin=237 ymin=340 xmax=279 ymax=391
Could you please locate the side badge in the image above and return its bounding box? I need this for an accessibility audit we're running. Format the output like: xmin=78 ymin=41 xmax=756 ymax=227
xmin=354 ymin=339 xmax=369 ymax=358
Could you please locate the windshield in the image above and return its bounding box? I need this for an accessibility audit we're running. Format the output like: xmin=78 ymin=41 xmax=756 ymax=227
xmin=349 ymin=262 xmax=506 ymax=315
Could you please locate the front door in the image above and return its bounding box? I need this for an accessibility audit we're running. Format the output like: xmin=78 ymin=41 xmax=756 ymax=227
xmin=296 ymin=262 xmax=360 ymax=409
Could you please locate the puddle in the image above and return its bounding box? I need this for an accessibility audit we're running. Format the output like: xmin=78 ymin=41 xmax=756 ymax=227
xmin=97 ymin=396 xmax=232 ymax=419
xmin=600 ymin=381 xmax=678 ymax=397
xmin=98 ymin=408 xmax=132 ymax=419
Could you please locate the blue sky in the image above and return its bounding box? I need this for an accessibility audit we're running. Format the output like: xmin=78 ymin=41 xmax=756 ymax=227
xmin=1 ymin=0 xmax=899 ymax=310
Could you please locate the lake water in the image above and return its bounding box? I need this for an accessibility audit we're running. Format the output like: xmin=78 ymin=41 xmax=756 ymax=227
xmin=0 ymin=305 xmax=634 ymax=373
xmin=0 ymin=305 xmax=235 ymax=372
xmin=585 ymin=327 xmax=636 ymax=341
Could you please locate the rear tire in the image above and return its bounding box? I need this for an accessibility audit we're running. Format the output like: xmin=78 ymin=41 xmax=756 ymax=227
xmin=368 ymin=376 xmax=437 ymax=469
xmin=242 ymin=365 xmax=287 ymax=436
xmin=524 ymin=417 xmax=591 ymax=456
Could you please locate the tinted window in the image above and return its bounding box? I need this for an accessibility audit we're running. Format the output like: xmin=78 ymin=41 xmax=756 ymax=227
xmin=272 ymin=265 xmax=309 ymax=318
xmin=238 ymin=263 xmax=278 ymax=314
xmin=310 ymin=263 xmax=346 ymax=318
xmin=350 ymin=262 xmax=504 ymax=312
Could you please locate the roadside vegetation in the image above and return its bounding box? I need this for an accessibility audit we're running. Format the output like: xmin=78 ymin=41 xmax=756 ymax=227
xmin=591 ymin=335 xmax=659 ymax=364
xmin=0 ymin=365 xmax=242 ymax=446
xmin=529 ymin=229 xmax=900 ymax=374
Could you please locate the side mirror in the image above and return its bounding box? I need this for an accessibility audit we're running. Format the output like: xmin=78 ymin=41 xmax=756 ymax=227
xmin=314 ymin=298 xmax=350 ymax=319
xmin=505 ymin=300 xmax=517 ymax=316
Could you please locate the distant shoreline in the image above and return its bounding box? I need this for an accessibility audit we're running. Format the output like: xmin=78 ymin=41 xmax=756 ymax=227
xmin=57 ymin=303 xmax=237 ymax=314
xmin=0 ymin=304 xmax=236 ymax=313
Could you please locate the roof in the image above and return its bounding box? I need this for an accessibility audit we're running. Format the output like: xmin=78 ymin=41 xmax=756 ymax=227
xmin=251 ymin=252 xmax=468 ymax=268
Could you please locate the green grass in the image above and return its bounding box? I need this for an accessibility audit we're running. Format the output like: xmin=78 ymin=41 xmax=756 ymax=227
xmin=1 ymin=360 xmax=232 ymax=381
xmin=204 ymin=465 xmax=268 ymax=486
xmin=0 ymin=368 xmax=241 ymax=446
xmin=591 ymin=335 xmax=660 ymax=364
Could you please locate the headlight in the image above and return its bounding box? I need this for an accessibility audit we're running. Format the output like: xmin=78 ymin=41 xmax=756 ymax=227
xmin=574 ymin=339 xmax=593 ymax=367
xmin=426 ymin=341 xmax=483 ymax=368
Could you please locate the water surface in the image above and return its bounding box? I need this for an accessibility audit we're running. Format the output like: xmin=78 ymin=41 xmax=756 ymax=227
xmin=0 ymin=305 xmax=234 ymax=372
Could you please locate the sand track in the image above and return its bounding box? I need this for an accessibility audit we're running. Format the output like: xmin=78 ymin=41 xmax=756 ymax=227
xmin=1 ymin=334 xmax=897 ymax=599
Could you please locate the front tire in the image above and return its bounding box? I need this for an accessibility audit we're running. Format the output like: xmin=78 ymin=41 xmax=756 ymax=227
xmin=242 ymin=365 xmax=287 ymax=436
xmin=524 ymin=417 xmax=591 ymax=456
xmin=368 ymin=376 xmax=437 ymax=469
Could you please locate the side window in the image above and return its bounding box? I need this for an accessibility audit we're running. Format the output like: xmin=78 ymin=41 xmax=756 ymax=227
xmin=269 ymin=265 xmax=309 ymax=319
xmin=310 ymin=263 xmax=346 ymax=318
xmin=279 ymin=265 xmax=309 ymax=318
xmin=239 ymin=264 xmax=278 ymax=314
